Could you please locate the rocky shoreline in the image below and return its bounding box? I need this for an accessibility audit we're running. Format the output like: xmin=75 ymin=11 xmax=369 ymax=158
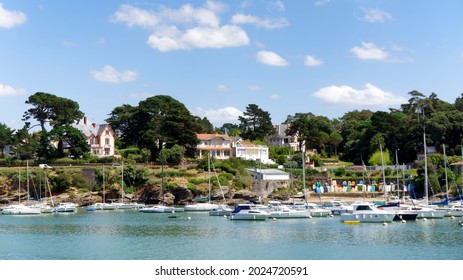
xmin=2 ymin=187 xmax=386 ymax=207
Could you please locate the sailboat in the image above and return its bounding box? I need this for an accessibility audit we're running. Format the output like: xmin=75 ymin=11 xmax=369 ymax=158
xmin=209 ymin=159 xmax=232 ymax=216
xmin=88 ymin=164 xmax=116 ymax=211
xmin=402 ymin=134 xmax=445 ymax=219
xmin=184 ymin=152 xmax=218 ymax=211
xmin=2 ymin=163 xmax=41 ymax=215
xmin=139 ymin=158 xmax=183 ymax=213
xmin=430 ymin=144 xmax=463 ymax=217
xmin=113 ymin=162 xmax=144 ymax=209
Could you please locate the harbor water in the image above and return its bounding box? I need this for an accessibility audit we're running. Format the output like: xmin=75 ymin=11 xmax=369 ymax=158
xmin=1 ymin=208 xmax=462 ymax=260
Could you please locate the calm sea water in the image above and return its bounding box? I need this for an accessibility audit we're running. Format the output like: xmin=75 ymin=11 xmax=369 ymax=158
xmin=0 ymin=209 xmax=462 ymax=260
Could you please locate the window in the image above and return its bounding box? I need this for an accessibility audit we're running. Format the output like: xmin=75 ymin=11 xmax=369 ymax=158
xmin=105 ymin=130 xmax=109 ymax=136
xmin=105 ymin=138 xmax=109 ymax=145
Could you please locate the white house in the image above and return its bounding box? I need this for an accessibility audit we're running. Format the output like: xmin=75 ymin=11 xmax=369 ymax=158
xmin=248 ymin=168 xmax=290 ymax=181
xmin=234 ymin=140 xmax=272 ymax=164
xmin=72 ymin=116 xmax=116 ymax=157
xmin=267 ymin=123 xmax=299 ymax=151
xmin=196 ymin=133 xmax=233 ymax=160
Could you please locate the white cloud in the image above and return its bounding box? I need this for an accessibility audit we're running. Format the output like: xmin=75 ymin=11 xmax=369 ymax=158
xmin=350 ymin=42 xmax=389 ymax=61
xmin=96 ymin=37 xmax=106 ymax=45
xmin=270 ymin=94 xmax=281 ymax=100
xmin=314 ymin=0 xmax=330 ymax=6
xmin=91 ymin=65 xmax=137 ymax=83
xmin=273 ymin=1 xmax=285 ymax=11
xmin=0 ymin=83 xmax=26 ymax=97
xmin=257 ymin=50 xmax=289 ymax=66
xmin=62 ymin=40 xmax=78 ymax=48
xmin=216 ymin=84 xmax=229 ymax=92
xmin=111 ymin=4 xmax=160 ymax=29
xmin=193 ymin=106 xmax=243 ymax=125
xmin=113 ymin=2 xmax=250 ymax=52
xmin=313 ymin=83 xmax=407 ymax=107
xmin=362 ymin=8 xmax=393 ymax=23
xmin=129 ymin=92 xmax=153 ymax=100
xmin=0 ymin=3 xmax=27 ymax=29
xmin=304 ymin=55 xmax=324 ymax=67
xmin=248 ymin=85 xmax=262 ymax=91
xmin=231 ymin=13 xmax=288 ymax=30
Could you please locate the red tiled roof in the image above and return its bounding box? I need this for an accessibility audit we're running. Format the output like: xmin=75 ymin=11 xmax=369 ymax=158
xmin=196 ymin=133 xmax=231 ymax=140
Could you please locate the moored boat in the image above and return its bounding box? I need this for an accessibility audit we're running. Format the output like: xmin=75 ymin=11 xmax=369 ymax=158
xmin=209 ymin=204 xmax=233 ymax=216
xmin=229 ymin=204 xmax=270 ymax=221
xmin=268 ymin=205 xmax=312 ymax=219
xmin=340 ymin=202 xmax=395 ymax=223
xmin=322 ymin=198 xmax=353 ymax=215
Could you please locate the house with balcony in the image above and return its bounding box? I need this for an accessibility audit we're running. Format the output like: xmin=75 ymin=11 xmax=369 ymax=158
xmin=72 ymin=116 xmax=116 ymax=157
xmin=234 ymin=139 xmax=272 ymax=164
xmin=196 ymin=133 xmax=273 ymax=163
xmin=196 ymin=133 xmax=233 ymax=160
xmin=267 ymin=123 xmax=299 ymax=151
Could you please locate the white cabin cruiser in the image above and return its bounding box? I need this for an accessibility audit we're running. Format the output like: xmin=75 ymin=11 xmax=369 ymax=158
xmin=229 ymin=204 xmax=270 ymax=221
xmin=340 ymin=202 xmax=395 ymax=223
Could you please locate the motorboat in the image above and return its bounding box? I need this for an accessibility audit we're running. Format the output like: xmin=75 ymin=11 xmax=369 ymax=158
xmin=322 ymin=198 xmax=353 ymax=215
xmin=306 ymin=203 xmax=331 ymax=217
xmin=209 ymin=204 xmax=233 ymax=216
xmin=112 ymin=202 xmax=145 ymax=210
xmin=92 ymin=202 xmax=117 ymax=210
xmin=54 ymin=202 xmax=78 ymax=213
xmin=340 ymin=202 xmax=395 ymax=223
xmin=184 ymin=202 xmax=218 ymax=211
xmin=139 ymin=205 xmax=184 ymax=213
xmin=229 ymin=204 xmax=270 ymax=220
xmin=400 ymin=204 xmax=446 ymax=219
xmin=2 ymin=204 xmax=42 ymax=215
xmin=268 ymin=205 xmax=312 ymax=219
xmin=377 ymin=203 xmax=418 ymax=221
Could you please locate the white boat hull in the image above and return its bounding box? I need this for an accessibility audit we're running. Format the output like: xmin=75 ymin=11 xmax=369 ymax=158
xmin=184 ymin=203 xmax=218 ymax=211
xmin=269 ymin=210 xmax=312 ymax=219
xmin=2 ymin=205 xmax=41 ymax=215
xmin=230 ymin=212 xmax=270 ymax=220
xmin=340 ymin=212 xmax=395 ymax=223
xmin=139 ymin=205 xmax=184 ymax=213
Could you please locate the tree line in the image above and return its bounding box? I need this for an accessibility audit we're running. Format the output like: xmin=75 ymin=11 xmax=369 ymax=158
xmin=2 ymin=90 xmax=463 ymax=167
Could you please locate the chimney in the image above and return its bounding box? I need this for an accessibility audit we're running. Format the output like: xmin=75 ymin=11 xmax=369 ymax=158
xmin=83 ymin=116 xmax=87 ymax=125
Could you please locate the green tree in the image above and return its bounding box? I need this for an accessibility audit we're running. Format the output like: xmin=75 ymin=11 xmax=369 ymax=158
xmin=50 ymin=125 xmax=90 ymax=158
xmin=105 ymin=104 xmax=140 ymax=148
xmin=108 ymin=95 xmax=199 ymax=161
xmin=238 ymin=104 xmax=273 ymax=141
xmin=13 ymin=126 xmax=37 ymax=160
xmin=23 ymin=92 xmax=84 ymax=159
xmin=368 ymin=148 xmax=392 ymax=166
xmin=219 ymin=123 xmax=241 ymax=136
xmin=286 ymin=113 xmax=333 ymax=153
xmin=23 ymin=92 xmax=84 ymax=131
xmin=193 ymin=116 xmax=214 ymax=133
xmin=0 ymin=123 xmax=14 ymax=157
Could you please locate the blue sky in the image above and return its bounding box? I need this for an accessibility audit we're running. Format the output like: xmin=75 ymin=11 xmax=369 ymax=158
xmin=1 ymin=0 xmax=463 ymax=130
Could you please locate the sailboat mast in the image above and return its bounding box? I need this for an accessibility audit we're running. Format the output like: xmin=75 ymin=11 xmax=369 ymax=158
xmin=208 ymin=152 xmax=211 ymax=204
xmin=121 ymin=161 xmax=124 ymax=204
xmin=302 ymin=142 xmax=307 ymax=204
xmin=443 ymin=144 xmax=449 ymax=205
xmin=161 ymin=157 xmax=165 ymax=206
xmin=395 ymin=149 xmax=400 ymax=197
xmin=102 ymin=164 xmax=105 ymax=204
xmin=18 ymin=167 xmax=21 ymax=204
xmin=26 ymin=161 xmax=30 ymax=205
xmin=423 ymin=132 xmax=429 ymax=204
xmin=380 ymin=144 xmax=387 ymax=198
